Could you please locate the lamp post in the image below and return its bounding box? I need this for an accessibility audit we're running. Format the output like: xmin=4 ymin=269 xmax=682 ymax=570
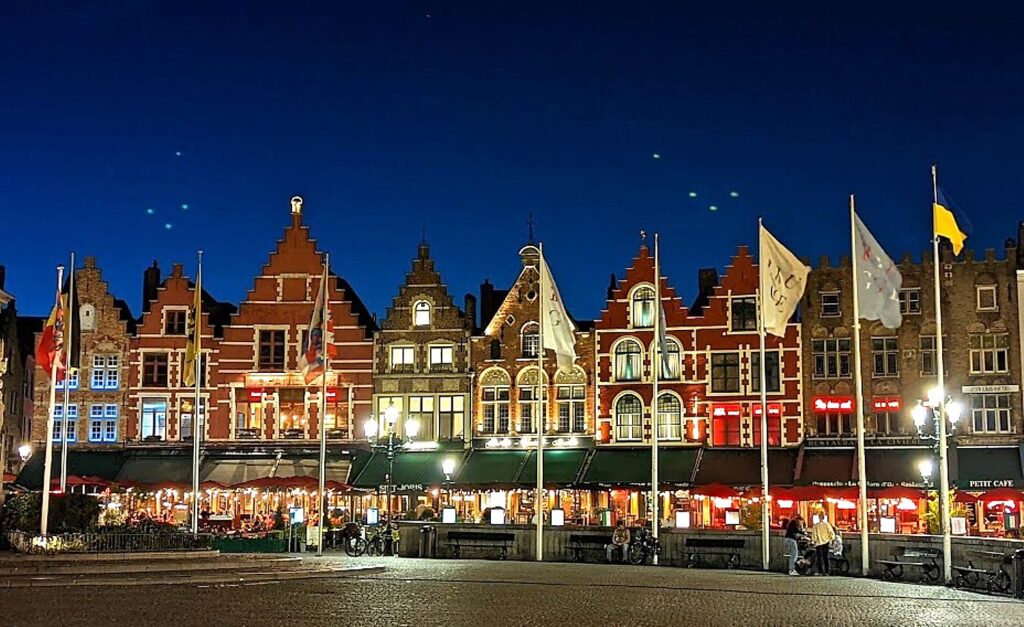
xmin=363 ymin=403 xmax=419 ymax=532
xmin=912 ymin=386 xmax=962 ymax=552
xmin=441 ymin=458 xmax=456 ymax=519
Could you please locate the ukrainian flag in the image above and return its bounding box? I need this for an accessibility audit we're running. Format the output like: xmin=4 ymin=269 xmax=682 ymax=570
xmin=933 ymin=189 xmax=967 ymax=255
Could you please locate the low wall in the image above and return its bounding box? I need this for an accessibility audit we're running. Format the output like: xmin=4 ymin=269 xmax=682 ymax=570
xmin=396 ymin=522 xmax=1024 ymax=577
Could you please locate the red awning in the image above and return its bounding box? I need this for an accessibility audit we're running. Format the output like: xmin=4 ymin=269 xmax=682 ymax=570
xmin=870 ymin=486 xmax=925 ymax=501
xmin=692 ymin=482 xmax=740 ymax=498
xmin=51 ymin=475 xmax=109 ymax=488
xmin=978 ymin=487 xmax=1024 ymax=503
xmin=954 ymin=491 xmax=979 ymax=504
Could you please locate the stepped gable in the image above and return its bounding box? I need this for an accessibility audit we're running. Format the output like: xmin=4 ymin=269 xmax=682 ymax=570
xmin=596 ymin=241 xmax=688 ymax=329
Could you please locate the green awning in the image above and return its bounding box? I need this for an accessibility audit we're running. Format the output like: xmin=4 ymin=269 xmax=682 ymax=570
xmin=694 ymin=448 xmax=797 ymax=486
xmin=352 ymin=451 xmax=454 ymax=490
xmin=954 ymin=445 xmax=1024 ymax=489
xmin=118 ymin=453 xmax=192 ymax=486
xmin=518 ymin=449 xmax=588 ymax=487
xmin=200 ymin=454 xmax=352 ymax=486
xmin=862 ymin=448 xmax=931 ymax=487
xmin=579 ymin=448 xmax=698 ymax=488
xmin=455 ymin=450 xmax=528 ymax=488
xmin=15 ymin=450 xmax=126 ymax=490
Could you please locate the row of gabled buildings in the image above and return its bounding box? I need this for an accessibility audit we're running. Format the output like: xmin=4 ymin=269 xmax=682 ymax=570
xmin=5 ymin=197 xmax=1024 ymax=498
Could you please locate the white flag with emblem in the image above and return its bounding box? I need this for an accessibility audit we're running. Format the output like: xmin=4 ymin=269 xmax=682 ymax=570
xmin=854 ymin=212 xmax=903 ymax=329
xmin=539 ymin=252 xmax=577 ymax=371
xmin=759 ymin=223 xmax=810 ymax=337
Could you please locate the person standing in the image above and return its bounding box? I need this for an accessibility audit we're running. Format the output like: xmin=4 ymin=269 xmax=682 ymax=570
xmin=810 ymin=514 xmax=836 ymax=576
xmin=784 ymin=515 xmax=803 ymax=575
xmin=606 ymin=520 xmax=631 ymax=563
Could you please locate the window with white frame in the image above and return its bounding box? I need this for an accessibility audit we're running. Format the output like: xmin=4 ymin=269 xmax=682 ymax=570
xmin=390 ymin=345 xmax=416 ymax=371
xmin=521 ymin=322 xmax=540 ymax=358
xmin=976 ymin=285 xmax=998 ymax=311
xmin=631 ymin=286 xmax=655 ymax=328
xmin=518 ymin=386 xmax=547 ymax=434
xmin=179 ymin=399 xmax=206 ymax=440
xmin=556 ymin=384 xmax=585 ymax=433
xmin=730 ymin=296 xmax=757 ymax=331
xmin=750 ymin=351 xmax=781 ymax=393
xmin=614 ymin=339 xmax=643 ymax=381
xmin=52 ymin=404 xmax=78 ymax=442
xmin=615 ymin=394 xmax=643 ymax=441
xmin=970 ymin=333 xmax=1009 ymax=374
xmin=437 ymin=395 xmax=465 ymax=440
xmin=657 ymin=393 xmax=683 ymax=441
xmin=429 ymin=345 xmax=454 ymax=371
xmin=481 ymin=386 xmax=510 ymax=434
xmin=140 ymin=399 xmax=167 ymax=439
xmin=820 ymin=292 xmax=841 ymax=317
xmin=89 ymin=404 xmax=118 ymax=443
xmin=899 ymin=288 xmax=921 ymax=315
xmin=659 ymin=338 xmax=681 ymax=379
xmin=920 ymin=336 xmax=937 ymax=376
xmin=413 ymin=301 xmax=431 ymax=327
xmin=871 ymin=337 xmax=899 ymax=377
xmin=711 ymin=352 xmax=740 ymax=393
xmin=812 ymin=339 xmax=851 ymax=378
xmin=56 ymin=369 xmax=80 ymax=390
xmin=971 ymin=394 xmax=1011 ymax=433
xmin=407 ymin=396 xmax=434 ymax=440
xmin=90 ymin=355 xmax=120 ymax=390
xmin=142 ymin=353 xmax=170 ymax=386
xmin=164 ymin=309 xmax=187 ymax=335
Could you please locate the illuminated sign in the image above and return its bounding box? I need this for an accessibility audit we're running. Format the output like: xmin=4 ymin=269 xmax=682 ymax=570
xmin=711 ymin=404 xmax=742 ymax=418
xmin=247 ymin=388 xmax=264 ymax=402
xmin=812 ymin=396 xmax=853 ymax=413
xmin=752 ymin=403 xmax=782 ymax=418
xmin=872 ymin=397 xmax=901 ymax=411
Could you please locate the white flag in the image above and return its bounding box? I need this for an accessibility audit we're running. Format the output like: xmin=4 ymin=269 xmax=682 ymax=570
xmin=854 ymin=212 xmax=903 ymax=329
xmin=539 ymin=252 xmax=577 ymax=371
xmin=657 ymin=294 xmax=672 ymax=376
xmin=759 ymin=224 xmax=810 ymax=337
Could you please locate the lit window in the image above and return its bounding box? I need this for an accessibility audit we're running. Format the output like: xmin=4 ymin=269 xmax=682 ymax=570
xmin=140 ymin=399 xmax=167 ymax=440
xmin=656 ymin=394 xmax=682 ymax=441
xmin=429 ymin=345 xmax=454 ymax=371
xmin=89 ymin=404 xmax=118 ymax=443
xmin=390 ymin=346 xmax=416 ymax=371
xmin=556 ymin=385 xmax=585 ymax=433
xmin=413 ymin=301 xmax=431 ymax=327
xmin=614 ymin=339 xmax=643 ymax=381
xmin=407 ymin=396 xmax=434 ymax=440
xmin=437 ymin=395 xmax=465 ymax=440
xmin=481 ymin=386 xmax=510 ymax=434
xmin=631 ymin=286 xmax=655 ymax=328
xmin=53 ymin=405 xmax=78 ymax=442
xmin=658 ymin=338 xmax=681 ymax=379
xmin=90 ymin=354 xmax=120 ymax=390
xmin=976 ymin=285 xmax=998 ymax=312
xmin=820 ymin=292 xmax=841 ymax=318
xmin=615 ymin=395 xmax=643 ymax=441
xmin=522 ymin=322 xmax=540 ymax=358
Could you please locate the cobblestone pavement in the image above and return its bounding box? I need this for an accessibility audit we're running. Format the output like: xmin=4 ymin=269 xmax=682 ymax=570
xmin=3 ymin=556 xmax=1023 ymax=626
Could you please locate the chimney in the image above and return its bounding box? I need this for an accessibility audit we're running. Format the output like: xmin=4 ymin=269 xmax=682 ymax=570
xmin=0 ymin=265 xmax=5 ymax=291
xmin=142 ymin=260 xmax=161 ymax=313
xmin=464 ymin=293 xmax=477 ymax=332
xmin=606 ymin=273 xmax=617 ymax=301
xmin=697 ymin=268 xmax=719 ymax=299
xmin=480 ymin=279 xmax=495 ymax=322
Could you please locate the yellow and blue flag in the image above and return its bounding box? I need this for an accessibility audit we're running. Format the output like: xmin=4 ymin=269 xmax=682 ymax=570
xmin=933 ymin=189 xmax=967 ymax=255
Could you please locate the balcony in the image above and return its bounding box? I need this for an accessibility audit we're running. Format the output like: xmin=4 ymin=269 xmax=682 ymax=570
xmin=390 ymin=364 xmax=415 ymax=374
xmin=235 ymin=428 xmax=261 ymax=440
xmin=429 ymin=363 xmax=454 ymax=373
xmin=326 ymin=428 xmax=349 ymax=440
xmin=280 ymin=428 xmax=306 ymax=440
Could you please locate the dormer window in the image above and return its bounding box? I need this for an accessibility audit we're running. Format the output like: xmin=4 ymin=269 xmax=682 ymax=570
xmin=631 ymin=286 xmax=655 ymax=328
xmin=414 ymin=301 xmax=431 ymax=327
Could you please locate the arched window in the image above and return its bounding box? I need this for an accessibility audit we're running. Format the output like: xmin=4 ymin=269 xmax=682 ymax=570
xmin=657 ymin=337 xmax=681 ymax=380
xmin=479 ymin=368 xmax=511 ymax=435
xmin=521 ymin=322 xmax=540 ymax=358
xmin=615 ymin=394 xmax=643 ymax=441
xmin=614 ymin=339 xmax=642 ymax=381
xmin=631 ymin=286 xmax=655 ymax=328
xmin=413 ymin=301 xmax=431 ymax=327
xmin=657 ymin=394 xmax=683 ymax=441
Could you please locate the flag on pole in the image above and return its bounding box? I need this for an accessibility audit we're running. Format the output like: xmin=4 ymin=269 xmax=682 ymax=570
xmin=759 ymin=223 xmax=810 ymax=337
xmin=657 ymin=288 xmax=673 ymax=376
xmin=853 ymin=212 xmax=903 ymax=329
xmin=36 ymin=291 xmax=67 ymax=381
xmin=299 ymin=265 xmax=336 ymax=383
xmin=62 ymin=271 xmax=81 ymax=373
xmin=933 ymin=189 xmax=967 ymax=255
xmin=183 ymin=267 xmax=202 ymax=387
xmin=539 ymin=253 xmax=577 ymax=371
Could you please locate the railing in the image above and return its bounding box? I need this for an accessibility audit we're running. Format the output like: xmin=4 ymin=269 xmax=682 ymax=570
xmin=5 ymin=530 xmax=214 ymax=555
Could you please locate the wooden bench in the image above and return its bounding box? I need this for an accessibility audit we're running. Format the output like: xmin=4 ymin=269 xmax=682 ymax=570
xmin=953 ymin=550 xmax=1013 ymax=593
xmin=878 ymin=546 xmax=941 ymax=583
xmin=446 ymin=531 xmax=515 ymax=560
xmin=568 ymin=534 xmax=618 ymax=562
xmin=685 ymin=537 xmax=745 ymax=569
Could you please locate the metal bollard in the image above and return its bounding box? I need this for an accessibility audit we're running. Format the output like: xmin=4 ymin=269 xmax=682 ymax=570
xmin=419 ymin=525 xmax=436 ymax=558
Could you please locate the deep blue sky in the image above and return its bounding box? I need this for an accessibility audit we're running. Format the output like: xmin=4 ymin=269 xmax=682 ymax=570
xmin=2 ymin=2 xmax=1022 ymax=321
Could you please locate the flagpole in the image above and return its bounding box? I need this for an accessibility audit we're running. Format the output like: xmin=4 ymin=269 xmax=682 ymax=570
xmin=931 ymin=165 xmax=952 ymax=583
xmin=318 ymin=254 xmax=330 ymax=558
xmin=849 ymin=196 xmax=870 ymax=575
xmin=650 ymin=233 xmax=661 ymax=564
xmin=60 ymin=252 xmax=75 ymax=494
xmin=190 ymin=251 xmax=203 ymax=535
xmin=756 ymin=218 xmax=770 ymax=572
xmin=41 ymin=264 xmax=65 ymax=538
xmin=535 ymin=243 xmax=545 ymax=562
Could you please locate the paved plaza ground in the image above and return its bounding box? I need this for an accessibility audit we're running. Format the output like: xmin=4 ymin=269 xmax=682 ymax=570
xmin=3 ymin=556 xmax=1023 ymax=626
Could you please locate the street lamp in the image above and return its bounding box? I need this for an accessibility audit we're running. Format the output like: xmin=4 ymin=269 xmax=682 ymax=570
xmin=918 ymin=459 xmax=934 ymax=486
xmin=441 ymin=458 xmax=457 ymax=522
xmin=17 ymin=443 xmax=32 ymax=462
xmin=365 ymin=402 xmax=420 ymax=552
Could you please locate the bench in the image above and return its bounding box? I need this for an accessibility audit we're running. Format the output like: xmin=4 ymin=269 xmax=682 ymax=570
xmin=685 ymin=537 xmax=745 ymax=569
xmin=446 ymin=531 xmax=515 ymax=560
xmin=877 ymin=546 xmax=941 ymax=583
xmin=953 ymin=550 xmax=1013 ymax=593
xmin=568 ymin=534 xmax=619 ymax=562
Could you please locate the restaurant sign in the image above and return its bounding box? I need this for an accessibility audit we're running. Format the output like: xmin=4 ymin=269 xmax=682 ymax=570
xmin=967 ymin=480 xmax=1017 ymax=489
xmin=711 ymin=404 xmax=743 ymax=418
xmin=812 ymin=396 xmax=854 ymax=413
xmin=961 ymin=385 xmax=1019 ymax=394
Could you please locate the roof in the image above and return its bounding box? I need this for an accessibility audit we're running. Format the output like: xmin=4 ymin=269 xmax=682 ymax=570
xmin=16 ymin=316 xmax=44 ymax=362
xmin=334 ymin=275 xmax=378 ymax=337
xmin=113 ymin=298 xmax=138 ymax=335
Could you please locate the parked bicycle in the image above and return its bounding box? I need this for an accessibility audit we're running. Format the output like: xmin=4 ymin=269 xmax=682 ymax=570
xmin=342 ymin=522 xmax=397 ymax=557
xmin=628 ymin=526 xmax=661 ymax=565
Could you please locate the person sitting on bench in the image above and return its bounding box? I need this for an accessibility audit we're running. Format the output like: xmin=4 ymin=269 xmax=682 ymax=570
xmin=606 ymin=520 xmax=630 ymax=563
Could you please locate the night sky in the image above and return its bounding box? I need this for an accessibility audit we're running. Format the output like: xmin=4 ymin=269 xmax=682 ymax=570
xmin=3 ymin=2 xmax=1022 ymax=321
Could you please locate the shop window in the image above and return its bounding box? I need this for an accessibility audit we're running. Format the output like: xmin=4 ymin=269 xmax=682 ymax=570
xmin=140 ymin=399 xmax=167 ymax=440
xmin=277 ymin=388 xmax=307 ymax=437
xmin=631 ymin=286 xmax=655 ymax=328
xmin=730 ymin=296 xmax=757 ymax=331
xmin=971 ymin=394 xmax=1011 ymax=433
xmin=750 ymin=351 xmax=780 ymax=393
xmin=235 ymin=399 xmax=263 ymax=438
xmin=711 ymin=353 xmax=740 ymax=393
xmin=656 ymin=394 xmax=682 ymax=441
xmin=711 ymin=405 xmax=741 ymax=446
xmin=142 ymin=353 xmax=169 ymax=387
xmin=615 ymin=394 xmax=643 ymax=441
xmin=257 ymin=330 xmax=286 ymax=371
xmin=614 ymin=339 xmax=643 ymax=381
xmin=969 ymin=334 xmax=1009 ymax=374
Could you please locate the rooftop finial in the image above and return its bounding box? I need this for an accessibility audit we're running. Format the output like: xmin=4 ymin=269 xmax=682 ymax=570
xmin=290 ymin=196 xmax=303 ymax=215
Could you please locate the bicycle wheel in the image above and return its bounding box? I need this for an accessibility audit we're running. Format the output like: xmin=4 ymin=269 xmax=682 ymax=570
xmin=627 ymin=545 xmax=645 ymax=565
xmin=366 ymin=538 xmax=383 ymax=557
xmin=344 ymin=537 xmax=366 ymax=557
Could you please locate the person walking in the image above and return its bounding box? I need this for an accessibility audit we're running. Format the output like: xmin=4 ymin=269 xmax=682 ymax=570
xmin=606 ymin=520 xmax=630 ymax=563
xmin=784 ymin=515 xmax=803 ymax=575
xmin=810 ymin=514 xmax=836 ymax=576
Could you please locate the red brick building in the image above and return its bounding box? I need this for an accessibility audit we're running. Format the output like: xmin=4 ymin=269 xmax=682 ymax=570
xmin=595 ymin=242 xmax=804 ymax=448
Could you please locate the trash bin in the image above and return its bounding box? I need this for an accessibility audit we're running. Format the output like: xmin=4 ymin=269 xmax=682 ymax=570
xmin=419 ymin=525 xmax=436 ymax=558
xmin=1013 ymin=549 xmax=1024 ymax=599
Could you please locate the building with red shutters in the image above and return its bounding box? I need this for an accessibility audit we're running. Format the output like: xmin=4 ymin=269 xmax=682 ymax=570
xmin=595 ymin=241 xmax=805 ymax=450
